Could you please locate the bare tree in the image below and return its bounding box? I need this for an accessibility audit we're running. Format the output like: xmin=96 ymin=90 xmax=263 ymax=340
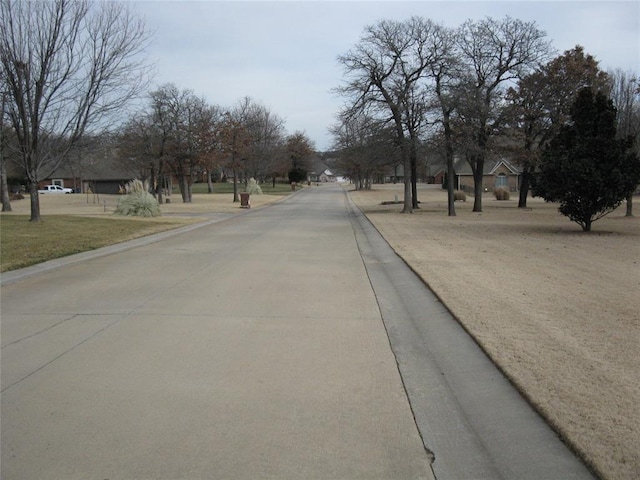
xmin=332 ymin=113 xmax=397 ymax=190
xmin=218 ymin=108 xmax=251 ymax=203
xmin=0 ymin=0 xmax=152 ymax=221
xmin=234 ymin=97 xmax=285 ymax=183
xmin=118 ymin=114 xmax=163 ymax=196
xmin=424 ymin=23 xmax=460 ymax=216
xmin=167 ymin=87 xmax=216 ymax=203
xmin=608 ymin=69 xmax=640 ymax=216
xmin=337 ymin=17 xmax=439 ymax=213
xmin=455 ymin=16 xmax=551 ymax=212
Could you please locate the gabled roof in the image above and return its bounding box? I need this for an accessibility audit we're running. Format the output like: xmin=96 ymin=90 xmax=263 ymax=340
xmin=47 ymin=155 xmax=140 ymax=181
xmin=488 ymin=158 xmax=521 ymax=175
xmin=453 ymin=156 xmax=521 ymax=176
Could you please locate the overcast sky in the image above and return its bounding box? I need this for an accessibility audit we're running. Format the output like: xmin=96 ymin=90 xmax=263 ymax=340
xmin=134 ymin=1 xmax=640 ymax=151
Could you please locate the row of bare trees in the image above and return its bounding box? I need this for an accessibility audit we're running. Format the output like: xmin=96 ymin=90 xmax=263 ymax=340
xmin=0 ymin=0 xmax=316 ymax=220
xmin=334 ymin=16 xmax=640 ymax=216
xmin=118 ymin=85 xmax=315 ymax=204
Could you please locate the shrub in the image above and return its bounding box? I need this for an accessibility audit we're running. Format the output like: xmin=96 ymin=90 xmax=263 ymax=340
xmin=494 ymin=187 xmax=510 ymax=200
xmin=246 ymin=178 xmax=263 ymax=195
xmin=288 ymin=167 xmax=307 ymax=184
xmin=454 ymin=190 xmax=466 ymax=202
xmin=114 ymin=179 xmax=160 ymax=217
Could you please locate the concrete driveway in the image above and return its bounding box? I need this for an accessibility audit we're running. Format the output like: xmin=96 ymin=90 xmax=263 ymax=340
xmin=1 ymin=186 xmax=434 ymax=479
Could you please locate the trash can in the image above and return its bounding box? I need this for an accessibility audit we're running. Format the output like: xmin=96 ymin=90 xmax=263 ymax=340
xmin=240 ymin=192 xmax=250 ymax=208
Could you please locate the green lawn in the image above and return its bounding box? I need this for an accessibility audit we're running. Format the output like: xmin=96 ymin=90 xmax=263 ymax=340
xmin=0 ymin=215 xmax=185 ymax=272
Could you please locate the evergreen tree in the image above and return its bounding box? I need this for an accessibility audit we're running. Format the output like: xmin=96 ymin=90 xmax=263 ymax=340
xmin=533 ymin=88 xmax=640 ymax=231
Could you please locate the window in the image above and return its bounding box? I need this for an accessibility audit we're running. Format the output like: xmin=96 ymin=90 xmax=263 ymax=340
xmin=495 ymin=173 xmax=508 ymax=188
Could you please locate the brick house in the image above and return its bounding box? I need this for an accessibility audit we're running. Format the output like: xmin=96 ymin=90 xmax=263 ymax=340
xmin=429 ymin=157 xmax=522 ymax=192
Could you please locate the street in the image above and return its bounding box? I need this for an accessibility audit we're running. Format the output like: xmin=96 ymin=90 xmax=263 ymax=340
xmin=1 ymin=187 xmax=433 ymax=479
xmin=1 ymin=185 xmax=594 ymax=479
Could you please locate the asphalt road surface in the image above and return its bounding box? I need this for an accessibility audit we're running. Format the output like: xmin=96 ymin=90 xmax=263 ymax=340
xmin=1 ymin=185 xmax=595 ymax=479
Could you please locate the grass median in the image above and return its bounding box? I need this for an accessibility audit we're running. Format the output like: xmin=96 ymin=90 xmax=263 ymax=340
xmin=0 ymin=187 xmax=292 ymax=273
xmin=0 ymin=215 xmax=194 ymax=272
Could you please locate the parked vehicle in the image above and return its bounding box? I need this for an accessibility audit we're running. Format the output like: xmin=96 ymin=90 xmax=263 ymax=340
xmin=38 ymin=185 xmax=74 ymax=194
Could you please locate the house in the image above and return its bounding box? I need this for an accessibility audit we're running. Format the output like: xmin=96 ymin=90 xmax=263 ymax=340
xmin=425 ymin=161 xmax=446 ymax=185
xmin=41 ymin=153 xmax=141 ymax=194
xmin=308 ymin=158 xmax=338 ymax=183
xmin=316 ymin=168 xmax=337 ymax=182
xmin=455 ymin=157 xmax=522 ymax=192
xmin=428 ymin=157 xmax=522 ymax=192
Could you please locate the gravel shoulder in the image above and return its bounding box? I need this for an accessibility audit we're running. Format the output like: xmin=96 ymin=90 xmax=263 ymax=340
xmin=349 ymin=184 xmax=639 ymax=480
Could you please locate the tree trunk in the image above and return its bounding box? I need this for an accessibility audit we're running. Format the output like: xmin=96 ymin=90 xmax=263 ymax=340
xmin=233 ymin=168 xmax=239 ymax=202
xmin=400 ymin=139 xmax=412 ymax=213
xmin=447 ymin=160 xmax=456 ymax=217
xmin=518 ymin=168 xmax=531 ymax=208
xmin=626 ymin=192 xmax=633 ymax=217
xmin=178 ymin=175 xmax=190 ymax=203
xmin=472 ymin=158 xmax=484 ymax=212
xmin=443 ymin=112 xmax=455 ymax=217
xmin=402 ymin=162 xmax=412 ymax=213
xmin=1 ymin=160 xmax=12 ymax=212
xmin=410 ymin=146 xmax=419 ymax=209
xmin=0 ymin=93 xmax=9 ymax=211
xmin=29 ymin=182 xmax=41 ymax=222
xmin=272 ymin=175 xmax=276 ymax=188
xmin=156 ymin=177 xmax=164 ymax=205
xmin=207 ymin=171 xmax=214 ymax=193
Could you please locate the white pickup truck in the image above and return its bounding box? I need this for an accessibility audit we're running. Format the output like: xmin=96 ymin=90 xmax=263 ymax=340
xmin=38 ymin=185 xmax=74 ymax=194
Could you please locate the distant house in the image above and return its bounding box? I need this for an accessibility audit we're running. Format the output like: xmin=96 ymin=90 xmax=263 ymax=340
xmin=455 ymin=157 xmax=522 ymax=192
xmin=316 ymin=168 xmax=337 ymax=182
xmin=42 ymin=154 xmax=140 ymax=194
xmin=82 ymin=156 xmax=140 ymax=194
xmin=384 ymin=164 xmax=405 ymax=183
xmin=308 ymin=158 xmax=338 ymax=183
xmin=37 ymin=164 xmax=83 ymax=193
xmin=425 ymin=162 xmax=446 ymax=185
xmin=427 ymin=157 xmax=522 ymax=192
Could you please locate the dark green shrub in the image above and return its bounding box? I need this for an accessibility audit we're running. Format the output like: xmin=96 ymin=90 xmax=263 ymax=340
xmin=288 ymin=167 xmax=307 ymax=184
xmin=533 ymin=88 xmax=640 ymax=231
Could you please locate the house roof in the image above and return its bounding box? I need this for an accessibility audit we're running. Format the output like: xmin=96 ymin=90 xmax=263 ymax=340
xmin=47 ymin=153 xmax=140 ymax=181
xmin=488 ymin=158 xmax=521 ymax=175
xmin=452 ymin=156 xmax=522 ymax=176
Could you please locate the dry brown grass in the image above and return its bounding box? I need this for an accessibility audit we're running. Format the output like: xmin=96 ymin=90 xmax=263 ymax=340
xmin=2 ymin=191 xmax=283 ymax=217
xmin=349 ymin=184 xmax=640 ymax=480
